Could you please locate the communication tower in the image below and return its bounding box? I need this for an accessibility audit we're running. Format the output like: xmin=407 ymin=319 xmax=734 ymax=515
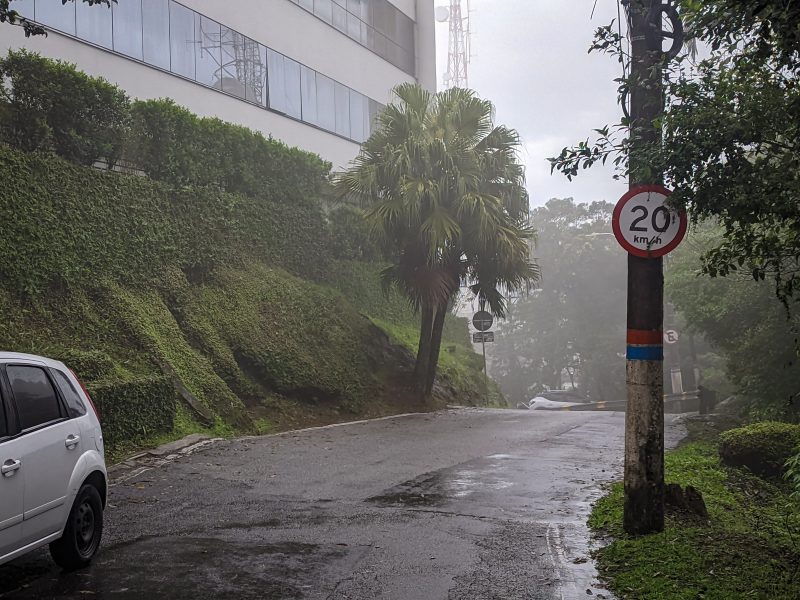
xmin=436 ymin=1 xmax=471 ymax=89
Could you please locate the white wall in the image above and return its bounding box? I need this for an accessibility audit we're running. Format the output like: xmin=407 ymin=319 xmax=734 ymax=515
xmin=2 ymin=0 xmax=437 ymax=168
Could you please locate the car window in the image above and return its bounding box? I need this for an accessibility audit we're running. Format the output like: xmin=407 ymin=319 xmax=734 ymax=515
xmin=52 ymin=369 xmax=87 ymax=418
xmin=7 ymin=365 xmax=63 ymax=430
xmin=0 ymin=396 xmax=6 ymax=438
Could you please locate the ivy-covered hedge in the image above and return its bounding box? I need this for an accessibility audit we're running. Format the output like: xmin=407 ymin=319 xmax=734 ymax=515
xmin=719 ymin=421 xmax=800 ymax=477
xmin=88 ymin=376 xmax=176 ymax=448
xmin=0 ymin=50 xmax=130 ymax=166
xmin=0 ymin=51 xmax=330 ymax=203
xmin=128 ymin=99 xmax=330 ymax=203
xmin=0 ymin=145 xmax=331 ymax=294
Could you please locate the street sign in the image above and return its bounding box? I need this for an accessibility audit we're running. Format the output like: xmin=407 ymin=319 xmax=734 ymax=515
xmin=664 ymin=329 xmax=679 ymax=345
xmin=473 ymin=331 xmax=495 ymax=343
xmin=472 ymin=311 xmax=494 ymax=332
xmin=612 ymin=185 xmax=687 ymax=258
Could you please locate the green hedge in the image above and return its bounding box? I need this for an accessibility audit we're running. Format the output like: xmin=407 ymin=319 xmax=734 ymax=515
xmin=128 ymin=99 xmax=330 ymax=202
xmin=719 ymin=421 xmax=800 ymax=477
xmin=0 ymin=145 xmax=332 ymax=294
xmin=0 ymin=50 xmax=129 ymax=166
xmin=88 ymin=376 xmax=176 ymax=448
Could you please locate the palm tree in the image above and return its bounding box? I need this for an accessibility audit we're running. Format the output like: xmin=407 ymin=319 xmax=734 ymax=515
xmin=335 ymin=83 xmax=539 ymax=397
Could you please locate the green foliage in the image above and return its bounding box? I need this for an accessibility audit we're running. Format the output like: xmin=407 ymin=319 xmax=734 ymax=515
xmin=494 ymin=199 xmax=626 ymax=404
xmin=328 ymin=205 xmax=380 ymax=261
xmin=785 ymin=449 xmax=800 ymax=500
xmin=88 ymin=376 xmax=176 ymax=448
xmin=0 ymin=144 xmax=331 ymax=295
xmin=666 ymin=225 xmax=799 ymax=420
xmin=590 ymin=441 xmax=800 ymax=599
xmin=551 ymin=1 xmax=800 ymax=308
xmin=127 ymin=99 xmax=330 ymax=202
xmin=162 ymin=263 xmax=380 ymax=412
xmin=1 ymin=0 xmax=113 ymax=38
xmin=0 ymin=50 xmax=129 ymax=165
xmin=719 ymin=422 xmax=800 ymax=478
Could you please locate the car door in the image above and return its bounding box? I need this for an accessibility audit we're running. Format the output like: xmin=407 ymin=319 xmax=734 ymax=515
xmin=0 ymin=384 xmax=24 ymax=559
xmin=4 ymin=363 xmax=84 ymax=546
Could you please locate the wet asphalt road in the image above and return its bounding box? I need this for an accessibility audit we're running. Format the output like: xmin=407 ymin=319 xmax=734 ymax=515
xmin=0 ymin=408 xmax=684 ymax=600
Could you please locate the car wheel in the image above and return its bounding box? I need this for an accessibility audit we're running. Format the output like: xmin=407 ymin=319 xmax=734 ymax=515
xmin=49 ymin=484 xmax=103 ymax=571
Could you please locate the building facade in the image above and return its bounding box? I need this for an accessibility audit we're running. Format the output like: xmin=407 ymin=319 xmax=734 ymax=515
xmin=4 ymin=0 xmax=436 ymax=168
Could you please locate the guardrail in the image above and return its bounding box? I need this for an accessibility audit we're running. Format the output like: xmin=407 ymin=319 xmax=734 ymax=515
xmin=541 ymin=390 xmax=700 ymax=413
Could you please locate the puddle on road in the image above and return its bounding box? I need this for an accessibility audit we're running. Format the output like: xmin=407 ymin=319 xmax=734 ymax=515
xmin=367 ymin=456 xmax=514 ymax=508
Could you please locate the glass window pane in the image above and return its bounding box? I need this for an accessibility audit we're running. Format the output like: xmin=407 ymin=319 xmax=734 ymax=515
xmin=196 ymin=15 xmax=221 ymax=89
xmin=347 ymin=12 xmax=360 ymax=40
xmin=398 ymin=14 xmax=414 ymax=52
xmin=254 ymin=43 xmax=268 ymax=106
xmin=283 ymin=56 xmax=302 ymax=120
xmin=169 ymin=0 xmax=196 ymax=79
xmin=267 ymin=48 xmax=286 ymax=114
xmin=142 ymin=0 xmax=170 ymax=70
xmin=360 ymin=20 xmax=369 ymax=45
xmin=316 ymin=73 xmax=336 ymax=132
xmin=35 ymin=0 xmax=76 ymax=35
xmin=0 ymin=394 xmax=6 ymax=437
xmin=12 ymin=0 xmax=33 ymax=19
xmin=52 ymin=370 xmax=87 ymax=419
xmin=349 ymin=89 xmax=365 ymax=142
xmin=300 ymin=65 xmax=318 ymax=126
xmin=332 ymin=3 xmax=346 ymax=32
xmin=7 ymin=366 xmax=61 ymax=431
xmin=313 ymin=0 xmax=332 ymax=23
xmin=220 ymin=27 xmax=244 ymax=98
xmin=334 ymin=82 xmax=350 ymax=137
xmin=112 ymin=0 xmax=143 ymax=60
xmin=76 ymin=0 xmax=112 ymax=48
xmin=299 ymin=0 xmax=313 ymax=11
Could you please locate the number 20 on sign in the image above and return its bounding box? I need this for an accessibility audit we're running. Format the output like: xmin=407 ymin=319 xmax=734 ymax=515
xmin=612 ymin=185 xmax=687 ymax=258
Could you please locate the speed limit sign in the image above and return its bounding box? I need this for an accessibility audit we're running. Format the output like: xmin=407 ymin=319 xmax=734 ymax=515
xmin=612 ymin=185 xmax=687 ymax=258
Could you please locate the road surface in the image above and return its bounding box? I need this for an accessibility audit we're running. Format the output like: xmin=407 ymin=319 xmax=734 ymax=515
xmin=0 ymin=408 xmax=684 ymax=599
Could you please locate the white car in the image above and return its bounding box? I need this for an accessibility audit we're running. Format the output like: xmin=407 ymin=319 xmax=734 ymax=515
xmin=0 ymin=352 xmax=106 ymax=570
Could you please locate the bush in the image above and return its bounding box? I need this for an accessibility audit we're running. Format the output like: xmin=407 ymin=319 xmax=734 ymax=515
xmin=719 ymin=421 xmax=800 ymax=477
xmin=0 ymin=145 xmax=332 ymax=295
xmin=128 ymin=99 xmax=330 ymax=202
xmin=328 ymin=205 xmax=379 ymax=260
xmin=88 ymin=376 xmax=176 ymax=448
xmin=0 ymin=50 xmax=130 ymax=166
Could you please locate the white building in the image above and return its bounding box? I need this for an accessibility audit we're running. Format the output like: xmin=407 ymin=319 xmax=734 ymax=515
xmin=4 ymin=0 xmax=436 ymax=168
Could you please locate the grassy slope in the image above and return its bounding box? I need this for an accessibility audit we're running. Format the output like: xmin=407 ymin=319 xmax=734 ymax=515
xmin=590 ymin=438 xmax=800 ymax=599
xmin=0 ymin=260 xmax=495 ymax=459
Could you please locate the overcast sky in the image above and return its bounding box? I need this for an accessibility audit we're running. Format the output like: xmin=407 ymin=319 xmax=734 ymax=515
xmin=434 ymin=0 xmax=628 ymax=207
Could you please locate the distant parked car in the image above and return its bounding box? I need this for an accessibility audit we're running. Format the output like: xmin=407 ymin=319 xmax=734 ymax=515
xmin=517 ymin=390 xmax=588 ymax=410
xmin=0 ymin=353 xmax=106 ymax=570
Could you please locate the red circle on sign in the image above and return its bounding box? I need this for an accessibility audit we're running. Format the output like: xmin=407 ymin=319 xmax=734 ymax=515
xmin=612 ymin=184 xmax=687 ymax=258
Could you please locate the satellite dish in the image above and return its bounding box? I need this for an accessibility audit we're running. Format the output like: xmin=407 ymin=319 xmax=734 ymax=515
xmin=435 ymin=6 xmax=450 ymax=22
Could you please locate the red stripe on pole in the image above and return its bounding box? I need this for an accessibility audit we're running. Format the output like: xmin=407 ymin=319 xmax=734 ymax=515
xmin=627 ymin=329 xmax=663 ymax=345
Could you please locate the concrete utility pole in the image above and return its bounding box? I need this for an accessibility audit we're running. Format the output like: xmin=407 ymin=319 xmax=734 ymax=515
xmin=623 ymin=0 xmax=667 ymax=535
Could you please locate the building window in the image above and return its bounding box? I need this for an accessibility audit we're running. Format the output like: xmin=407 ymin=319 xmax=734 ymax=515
xmin=196 ymin=15 xmax=222 ymax=89
xmin=76 ymin=0 xmax=112 ymax=49
xmin=316 ymin=73 xmax=336 ymax=132
xmin=169 ymin=0 xmax=196 ymax=80
xmin=334 ymin=82 xmax=350 ymax=138
xmin=25 ymin=0 xmax=382 ymax=144
xmin=349 ymin=89 xmax=365 ymax=143
xmin=34 ymin=0 xmax=76 ymax=36
xmin=142 ymin=0 xmax=170 ymax=70
xmin=300 ymin=65 xmax=318 ymax=126
xmin=112 ymin=0 xmax=144 ymax=61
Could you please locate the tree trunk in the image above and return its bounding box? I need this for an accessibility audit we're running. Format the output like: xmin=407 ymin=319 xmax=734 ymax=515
xmin=414 ymin=303 xmax=434 ymax=394
xmin=424 ymin=303 xmax=448 ymax=397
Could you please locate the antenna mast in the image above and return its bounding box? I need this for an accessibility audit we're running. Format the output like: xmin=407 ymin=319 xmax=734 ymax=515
xmin=443 ymin=0 xmax=471 ymax=89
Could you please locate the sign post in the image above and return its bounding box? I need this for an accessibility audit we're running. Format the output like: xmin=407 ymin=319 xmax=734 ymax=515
xmin=472 ymin=311 xmax=494 ymax=401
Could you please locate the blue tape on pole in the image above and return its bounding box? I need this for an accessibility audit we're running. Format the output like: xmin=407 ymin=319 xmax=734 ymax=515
xmin=627 ymin=345 xmax=664 ymax=361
